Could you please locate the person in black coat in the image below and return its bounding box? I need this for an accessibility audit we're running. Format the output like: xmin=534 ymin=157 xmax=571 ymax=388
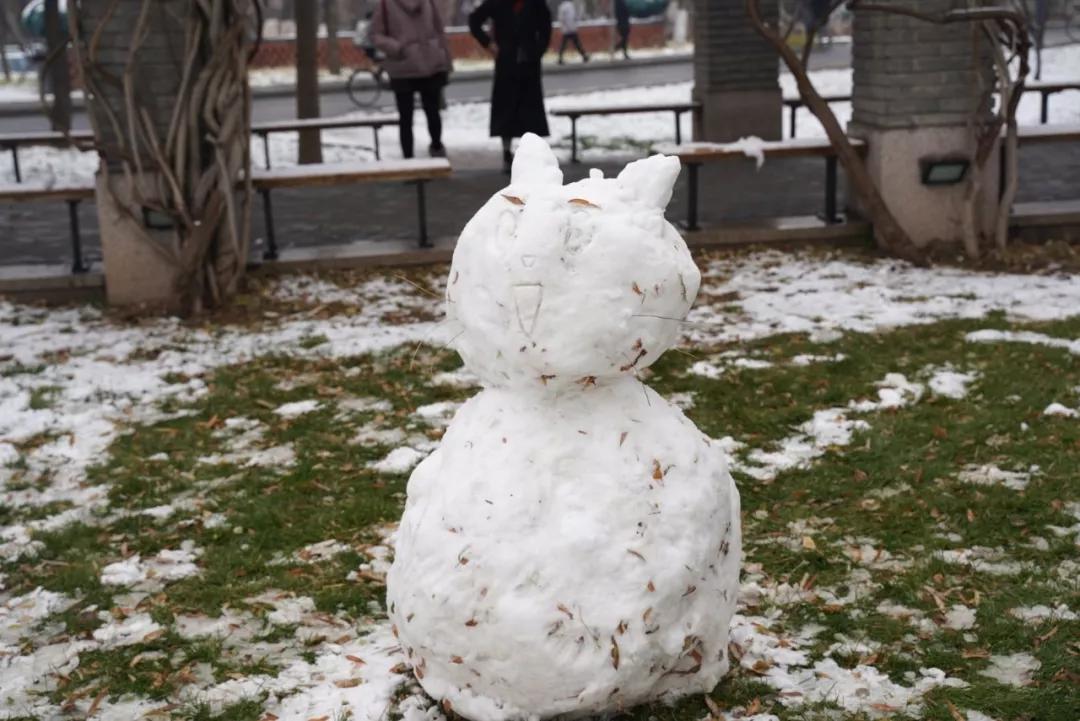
xmin=614 ymin=0 xmax=631 ymax=60
xmin=468 ymin=0 xmax=552 ymax=173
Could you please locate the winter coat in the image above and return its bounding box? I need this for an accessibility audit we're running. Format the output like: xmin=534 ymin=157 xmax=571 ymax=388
xmin=469 ymin=0 xmax=552 ymax=138
xmin=614 ymin=0 xmax=630 ymax=32
xmin=371 ymin=0 xmax=453 ymax=80
xmin=558 ymin=1 xmax=578 ymax=34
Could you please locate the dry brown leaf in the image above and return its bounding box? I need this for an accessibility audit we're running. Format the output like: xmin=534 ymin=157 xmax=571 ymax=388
xmin=610 ymin=637 xmax=621 ymax=669
xmin=801 ymin=536 xmax=817 ymax=551
xmin=333 ymin=678 xmax=361 ymax=688
xmin=568 ymin=198 xmax=599 ymax=208
xmin=945 ymin=700 xmax=965 ymax=721
xmin=703 ymin=695 xmax=724 ymax=720
xmin=501 ymin=194 xmax=525 ymax=205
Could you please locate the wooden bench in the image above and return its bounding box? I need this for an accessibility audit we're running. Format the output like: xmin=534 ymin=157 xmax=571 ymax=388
xmin=250 ymin=158 xmax=452 ymax=258
xmin=783 ymin=81 xmax=1080 ymax=137
xmin=655 ymin=137 xmax=867 ymax=231
xmin=251 ymin=115 xmax=398 ymax=169
xmin=551 ymin=102 xmax=702 ymax=163
xmin=0 ymin=180 xmax=95 ymax=272
xmin=0 ymin=130 xmax=95 ymax=183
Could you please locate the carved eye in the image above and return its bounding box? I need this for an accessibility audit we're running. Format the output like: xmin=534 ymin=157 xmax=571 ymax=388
xmin=563 ymin=210 xmax=591 ymax=253
xmin=497 ymin=210 xmax=518 ymax=242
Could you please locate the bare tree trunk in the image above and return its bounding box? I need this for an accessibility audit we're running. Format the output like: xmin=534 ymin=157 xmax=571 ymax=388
xmin=0 ymin=17 xmax=11 ymax=81
xmin=295 ymin=0 xmax=323 ymax=163
xmin=745 ymin=0 xmax=926 ymax=265
xmin=44 ymin=0 xmax=72 ymax=132
xmin=323 ymin=0 xmax=342 ymax=74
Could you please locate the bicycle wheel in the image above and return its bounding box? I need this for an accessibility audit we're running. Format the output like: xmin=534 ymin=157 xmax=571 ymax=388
xmin=347 ymin=68 xmax=383 ymax=108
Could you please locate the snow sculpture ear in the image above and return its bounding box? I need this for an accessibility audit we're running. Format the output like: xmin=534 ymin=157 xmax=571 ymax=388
xmin=617 ymin=154 xmax=681 ymax=210
xmin=511 ymin=133 xmax=564 ymax=187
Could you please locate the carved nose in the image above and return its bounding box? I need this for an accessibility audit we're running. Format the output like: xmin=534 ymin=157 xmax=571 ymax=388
xmin=512 ymin=284 xmax=543 ymax=336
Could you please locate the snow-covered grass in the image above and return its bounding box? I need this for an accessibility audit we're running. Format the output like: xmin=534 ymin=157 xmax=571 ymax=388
xmin=2 ymin=247 xmax=1079 ymax=721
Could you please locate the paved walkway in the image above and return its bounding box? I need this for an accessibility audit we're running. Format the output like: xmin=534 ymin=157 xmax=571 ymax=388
xmin=3 ymin=141 xmax=1077 ymax=270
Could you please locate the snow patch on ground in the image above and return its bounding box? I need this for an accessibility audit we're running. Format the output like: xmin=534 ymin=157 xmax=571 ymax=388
xmin=956 ymin=464 xmax=1036 ymax=491
xmin=1008 ymin=604 xmax=1077 ymax=624
xmin=927 ymin=366 xmax=979 ymax=399
xmin=979 ymin=653 xmax=1040 ymax=687
xmin=100 ymin=542 xmax=202 ymax=589
xmin=1043 ymin=402 xmax=1078 ymax=418
xmin=274 ymin=399 xmax=322 ymax=418
xmin=966 ymin=329 xmax=1080 ymax=355
xmin=367 ymin=446 xmax=428 ymax=474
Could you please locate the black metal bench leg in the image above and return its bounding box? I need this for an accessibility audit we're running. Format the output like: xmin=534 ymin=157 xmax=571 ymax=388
xmin=570 ymin=117 xmax=579 ymax=164
xmin=674 ymin=110 xmax=682 ymax=145
xmin=261 ymin=132 xmax=272 ymax=170
xmin=790 ymin=104 xmax=798 ymax=138
xmin=417 ymin=180 xmax=431 ymax=248
xmin=1040 ymin=91 xmax=1049 ymax=125
xmin=373 ymin=126 xmax=381 ymax=160
xmin=823 ymin=156 xmax=839 ymax=224
xmin=998 ymin=140 xmax=1007 ymax=202
xmin=11 ymin=146 xmax=21 ymax=183
xmin=260 ymin=188 xmax=278 ymax=260
xmin=67 ymin=200 xmax=87 ymax=273
xmin=686 ymin=163 xmax=700 ymax=232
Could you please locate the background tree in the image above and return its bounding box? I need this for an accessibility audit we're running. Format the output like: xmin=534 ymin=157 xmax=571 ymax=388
xmin=43 ymin=0 xmax=71 ymax=132
xmin=295 ymin=0 xmax=323 ymax=163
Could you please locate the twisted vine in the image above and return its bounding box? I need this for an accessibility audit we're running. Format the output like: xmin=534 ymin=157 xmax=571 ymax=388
xmin=69 ymin=0 xmax=257 ymax=314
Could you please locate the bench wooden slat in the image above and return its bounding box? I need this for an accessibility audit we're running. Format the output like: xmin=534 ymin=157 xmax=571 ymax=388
xmin=1016 ymin=123 xmax=1080 ymax=144
xmin=1025 ymin=80 xmax=1080 ymax=93
xmin=251 ymin=158 xmax=451 ymax=190
xmin=0 ymin=181 xmax=95 ymax=202
xmin=251 ymin=115 xmax=398 ymax=134
xmin=551 ymin=102 xmax=700 ymax=117
xmin=0 ymin=129 xmax=95 ymax=146
xmin=655 ymin=136 xmax=867 ymax=162
xmin=782 ymin=93 xmax=850 ymax=106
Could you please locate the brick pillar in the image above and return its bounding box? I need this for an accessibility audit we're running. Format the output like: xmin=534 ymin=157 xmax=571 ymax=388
xmin=850 ymin=0 xmax=997 ymax=247
xmin=691 ymin=0 xmax=781 ymax=142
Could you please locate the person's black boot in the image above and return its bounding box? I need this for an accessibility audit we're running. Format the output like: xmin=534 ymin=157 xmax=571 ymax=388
xmin=502 ymin=148 xmax=513 ymax=174
xmin=429 ymin=143 xmax=446 ymax=158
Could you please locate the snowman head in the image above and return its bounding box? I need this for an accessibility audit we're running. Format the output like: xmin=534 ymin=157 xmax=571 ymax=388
xmin=446 ymin=134 xmax=701 ymax=389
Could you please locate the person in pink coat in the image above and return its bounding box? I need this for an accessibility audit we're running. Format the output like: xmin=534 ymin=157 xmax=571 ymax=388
xmin=371 ymin=0 xmax=453 ymax=158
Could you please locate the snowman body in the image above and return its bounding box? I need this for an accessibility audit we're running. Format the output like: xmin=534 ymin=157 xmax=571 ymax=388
xmin=386 ymin=136 xmax=741 ymax=721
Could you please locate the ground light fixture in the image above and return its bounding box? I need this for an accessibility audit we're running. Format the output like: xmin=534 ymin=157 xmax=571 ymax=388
xmin=919 ymin=155 xmax=972 ymax=186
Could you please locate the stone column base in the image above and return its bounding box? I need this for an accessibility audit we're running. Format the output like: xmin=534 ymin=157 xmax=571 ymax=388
xmin=692 ymin=87 xmax=783 ymax=143
xmin=95 ymin=171 xmax=183 ymax=312
xmin=850 ymin=125 xmax=1000 ymax=249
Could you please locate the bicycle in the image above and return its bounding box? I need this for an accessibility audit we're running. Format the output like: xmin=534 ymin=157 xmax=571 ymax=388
xmin=347 ymin=20 xmax=391 ymax=109
xmin=347 ymin=53 xmax=391 ymax=108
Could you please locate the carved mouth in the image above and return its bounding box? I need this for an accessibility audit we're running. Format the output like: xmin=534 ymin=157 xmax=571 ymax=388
xmin=512 ymin=284 xmax=543 ymax=337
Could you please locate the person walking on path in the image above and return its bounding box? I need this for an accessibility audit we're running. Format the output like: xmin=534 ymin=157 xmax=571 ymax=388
xmin=371 ymin=0 xmax=453 ymax=159
xmin=613 ymin=0 xmax=631 ymax=60
xmin=557 ymin=0 xmax=588 ymax=64
xmin=468 ymin=0 xmax=552 ymax=173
